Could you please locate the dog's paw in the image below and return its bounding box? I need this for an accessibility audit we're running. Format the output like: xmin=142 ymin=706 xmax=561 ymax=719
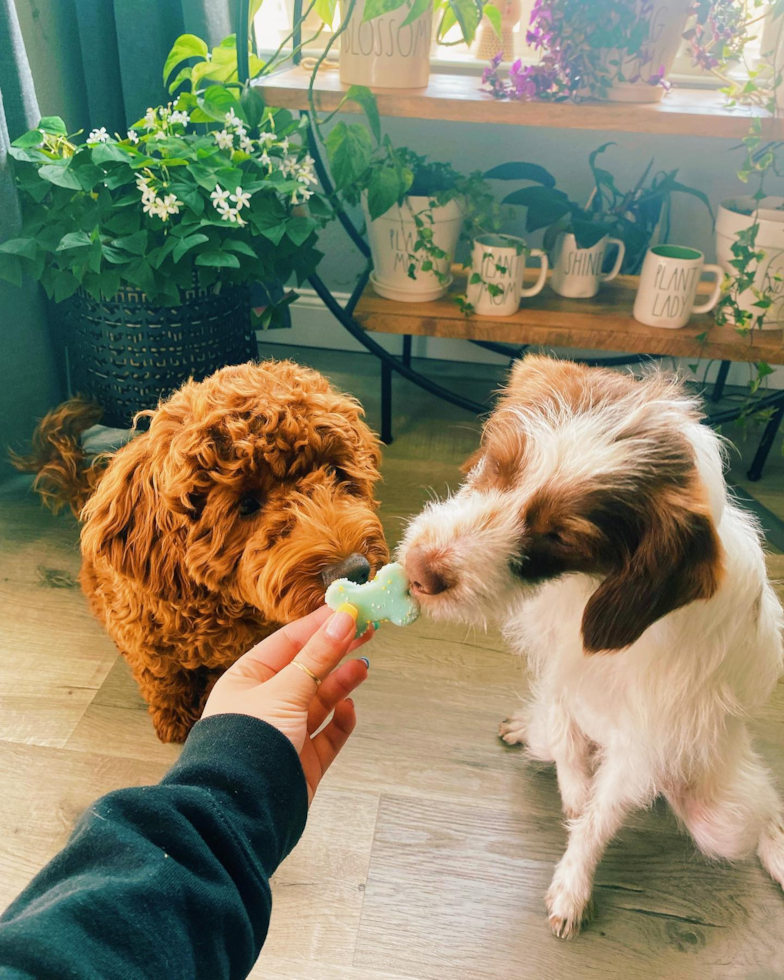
xmin=498 ymin=713 xmax=528 ymax=746
xmin=545 ymin=876 xmax=593 ymax=940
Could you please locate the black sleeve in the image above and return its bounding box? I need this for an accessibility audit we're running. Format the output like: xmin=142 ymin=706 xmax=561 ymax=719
xmin=0 ymin=714 xmax=309 ymax=980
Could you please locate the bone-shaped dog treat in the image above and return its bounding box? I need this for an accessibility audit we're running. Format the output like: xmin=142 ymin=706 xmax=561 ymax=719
xmin=325 ymin=562 xmax=420 ymax=638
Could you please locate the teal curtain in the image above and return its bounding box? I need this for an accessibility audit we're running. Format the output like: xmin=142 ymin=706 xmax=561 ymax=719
xmin=0 ymin=0 xmax=61 ymax=478
xmin=72 ymin=0 xmax=236 ymax=133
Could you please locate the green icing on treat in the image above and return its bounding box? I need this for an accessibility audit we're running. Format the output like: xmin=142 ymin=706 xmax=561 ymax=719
xmin=325 ymin=562 xmax=420 ymax=638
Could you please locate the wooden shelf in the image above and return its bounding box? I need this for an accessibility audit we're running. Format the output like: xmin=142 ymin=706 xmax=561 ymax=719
xmin=353 ymin=273 xmax=784 ymax=364
xmin=255 ymin=67 xmax=780 ymax=139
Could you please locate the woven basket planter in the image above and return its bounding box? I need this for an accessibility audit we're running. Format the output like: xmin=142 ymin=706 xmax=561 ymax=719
xmin=65 ymin=282 xmax=255 ymax=428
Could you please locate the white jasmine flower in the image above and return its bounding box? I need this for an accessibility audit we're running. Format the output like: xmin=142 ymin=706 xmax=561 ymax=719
xmin=160 ymin=193 xmax=181 ymax=217
xmin=210 ymin=184 xmax=231 ymax=208
xmin=127 ymin=129 xmax=139 ymax=144
xmin=143 ymin=108 xmax=157 ymax=131
xmin=170 ymin=110 xmax=190 ymax=126
xmin=296 ymin=166 xmax=318 ymax=186
xmin=229 ymin=186 xmax=251 ymax=210
xmin=143 ymin=197 xmax=159 ymax=217
xmin=224 ymin=108 xmax=242 ymax=129
xmin=259 ymin=150 xmax=271 ymax=168
xmin=213 ymin=129 xmax=234 ymax=151
xmin=141 ymin=188 xmax=156 ymax=205
xmin=234 ymin=125 xmax=247 ymax=140
xmin=258 ymin=132 xmax=275 ymax=145
xmin=239 ymin=135 xmax=254 ymax=153
xmin=135 ymin=175 xmax=149 ymax=190
xmin=221 ymin=206 xmax=240 ymax=222
xmin=278 ymin=137 xmax=289 ymax=153
xmin=88 ymin=127 xmax=110 ymax=143
xmin=279 ymin=155 xmax=298 ymax=177
xmin=291 ymin=186 xmax=314 ymax=205
xmin=153 ymin=131 xmax=167 ymax=141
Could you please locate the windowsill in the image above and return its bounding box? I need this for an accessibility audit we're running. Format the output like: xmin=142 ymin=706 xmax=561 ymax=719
xmin=256 ymin=46 xmax=727 ymax=91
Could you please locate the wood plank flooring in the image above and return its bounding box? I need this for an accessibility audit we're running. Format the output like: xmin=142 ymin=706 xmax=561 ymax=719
xmin=1 ymin=346 xmax=784 ymax=979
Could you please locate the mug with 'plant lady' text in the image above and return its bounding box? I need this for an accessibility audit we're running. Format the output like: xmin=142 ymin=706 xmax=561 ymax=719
xmin=633 ymin=245 xmax=723 ymax=329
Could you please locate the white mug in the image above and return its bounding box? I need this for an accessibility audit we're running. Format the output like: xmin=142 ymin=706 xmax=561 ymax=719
xmin=634 ymin=245 xmax=723 ymax=329
xmin=550 ymin=232 xmax=626 ymax=299
xmin=466 ymin=234 xmax=548 ymax=317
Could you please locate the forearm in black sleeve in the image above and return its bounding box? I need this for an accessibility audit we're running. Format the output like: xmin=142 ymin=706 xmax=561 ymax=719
xmin=0 ymin=714 xmax=308 ymax=980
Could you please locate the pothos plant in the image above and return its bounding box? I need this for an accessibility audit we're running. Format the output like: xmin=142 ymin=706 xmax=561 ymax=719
xmin=0 ymin=34 xmax=332 ymax=312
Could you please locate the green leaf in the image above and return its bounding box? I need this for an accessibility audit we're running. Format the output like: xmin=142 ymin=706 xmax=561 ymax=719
xmin=101 ymin=244 xmax=131 ymax=264
xmin=199 ymin=84 xmax=247 ymax=123
xmin=0 ymin=239 xmax=37 ymax=259
xmin=38 ymin=115 xmax=68 ymax=136
xmin=483 ymin=3 xmax=501 ymax=36
xmin=163 ymin=33 xmax=209 ymax=85
xmin=362 ymin=0 xmax=408 ymax=20
xmin=91 ymin=142 xmax=133 ymax=165
xmin=223 ymin=239 xmax=258 ymax=258
xmin=314 ymin=0 xmax=338 ymax=22
xmin=484 ymin=161 xmax=556 ymax=187
xmin=344 ymin=86 xmax=381 ymax=144
xmin=167 ymin=66 xmax=193 ymax=94
xmin=172 ymin=233 xmax=210 ymax=262
xmin=367 ymin=166 xmax=412 ymax=220
xmin=38 ymin=164 xmax=82 ymax=190
xmin=285 ymin=216 xmax=317 ymax=246
xmin=57 ymin=231 xmax=93 ymax=251
xmin=325 ymin=122 xmax=373 ymax=191
xmin=74 ymin=163 xmax=105 ymax=191
xmin=53 ymin=271 xmax=78 ymax=302
xmin=112 ymin=231 xmax=148 ymax=255
xmin=401 ymin=0 xmax=431 ymax=27
xmin=572 ymin=219 xmax=611 ymax=249
xmin=445 ymin=0 xmax=480 ymax=43
xmin=12 ymin=129 xmax=44 ymax=148
xmin=195 ymin=250 xmax=240 ymax=268
xmin=125 ymin=258 xmax=156 ymax=294
xmin=0 ymin=253 xmax=22 ymax=287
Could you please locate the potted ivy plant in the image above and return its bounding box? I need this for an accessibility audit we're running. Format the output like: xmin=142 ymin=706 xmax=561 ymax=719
xmin=333 ymin=0 xmax=500 ymax=90
xmin=0 ymin=41 xmax=331 ymax=427
xmin=482 ymin=0 xmax=692 ymax=103
xmin=328 ymin=140 xmax=500 ymax=301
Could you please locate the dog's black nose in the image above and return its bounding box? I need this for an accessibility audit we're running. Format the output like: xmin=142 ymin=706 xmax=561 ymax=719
xmin=321 ymin=553 xmax=371 ymax=588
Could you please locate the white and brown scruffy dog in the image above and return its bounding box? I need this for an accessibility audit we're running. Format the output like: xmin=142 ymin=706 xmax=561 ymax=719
xmin=399 ymin=355 xmax=784 ymax=939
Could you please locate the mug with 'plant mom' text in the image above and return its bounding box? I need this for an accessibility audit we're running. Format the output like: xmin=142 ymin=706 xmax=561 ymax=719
xmin=634 ymin=245 xmax=723 ymax=329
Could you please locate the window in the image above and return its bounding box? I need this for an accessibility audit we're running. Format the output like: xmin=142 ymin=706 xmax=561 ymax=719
xmin=253 ymin=0 xmax=767 ymax=86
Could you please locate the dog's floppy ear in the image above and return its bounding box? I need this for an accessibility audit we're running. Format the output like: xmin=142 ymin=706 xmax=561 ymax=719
xmin=80 ymin=435 xmax=186 ymax=590
xmin=581 ymin=490 xmax=723 ymax=654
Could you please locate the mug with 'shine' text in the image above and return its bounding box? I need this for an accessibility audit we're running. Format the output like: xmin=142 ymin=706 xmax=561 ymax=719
xmin=633 ymin=245 xmax=723 ymax=329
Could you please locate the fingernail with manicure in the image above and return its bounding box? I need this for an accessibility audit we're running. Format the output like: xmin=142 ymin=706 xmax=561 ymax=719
xmin=326 ymin=603 xmax=358 ymax=641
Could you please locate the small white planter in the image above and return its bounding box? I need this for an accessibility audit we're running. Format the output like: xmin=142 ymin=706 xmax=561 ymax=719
xmin=466 ymin=234 xmax=548 ymax=316
xmin=549 ymin=232 xmax=625 ymax=299
xmin=340 ymin=0 xmax=432 ymax=89
xmin=600 ymin=0 xmax=691 ymax=103
xmin=716 ymin=197 xmax=784 ymax=330
xmin=364 ymin=194 xmax=463 ymax=302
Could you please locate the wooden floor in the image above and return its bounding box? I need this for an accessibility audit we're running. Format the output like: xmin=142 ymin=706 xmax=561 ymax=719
xmin=2 ymin=347 xmax=784 ymax=979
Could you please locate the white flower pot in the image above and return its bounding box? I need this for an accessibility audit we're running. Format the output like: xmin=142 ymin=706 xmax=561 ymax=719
xmin=600 ymin=0 xmax=691 ymax=103
xmin=340 ymin=0 xmax=432 ymax=89
xmin=364 ymin=194 xmax=463 ymax=302
xmin=549 ymin=232 xmax=625 ymax=298
xmin=716 ymin=197 xmax=784 ymax=330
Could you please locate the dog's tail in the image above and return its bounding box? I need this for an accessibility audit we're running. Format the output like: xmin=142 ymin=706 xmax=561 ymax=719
xmin=10 ymin=398 xmax=107 ymax=517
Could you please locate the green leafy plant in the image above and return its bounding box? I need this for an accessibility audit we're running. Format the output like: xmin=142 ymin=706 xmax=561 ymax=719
xmin=314 ymin=0 xmax=500 ymax=47
xmin=0 ymin=43 xmax=334 ymax=306
xmin=489 ymin=145 xmax=713 ymax=272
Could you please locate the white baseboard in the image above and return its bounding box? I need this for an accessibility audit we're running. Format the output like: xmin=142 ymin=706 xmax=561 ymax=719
xmin=257 ymin=287 xmax=784 ymax=389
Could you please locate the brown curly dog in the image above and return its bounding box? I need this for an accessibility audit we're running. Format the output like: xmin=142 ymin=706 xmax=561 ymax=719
xmin=14 ymin=360 xmax=388 ymax=742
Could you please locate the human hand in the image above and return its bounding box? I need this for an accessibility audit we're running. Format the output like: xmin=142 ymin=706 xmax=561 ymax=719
xmin=202 ymin=605 xmax=371 ymax=802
